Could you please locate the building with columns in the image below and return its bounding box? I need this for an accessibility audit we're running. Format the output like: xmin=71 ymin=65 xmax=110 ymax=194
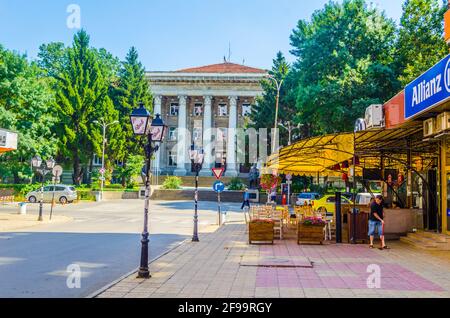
xmin=147 ymin=62 xmax=267 ymax=177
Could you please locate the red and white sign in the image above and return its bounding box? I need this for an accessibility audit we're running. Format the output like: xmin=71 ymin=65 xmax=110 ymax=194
xmin=212 ymin=168 xmax=225 ymax=180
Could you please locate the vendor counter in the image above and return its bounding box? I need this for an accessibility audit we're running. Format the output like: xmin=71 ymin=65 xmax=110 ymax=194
xmin=342 ymin=206 xmax=423 ymax=241
xmin=383 ymin=208 xmax=423 ymax=235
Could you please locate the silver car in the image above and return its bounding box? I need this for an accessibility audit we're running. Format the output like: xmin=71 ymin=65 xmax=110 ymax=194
xmin=26 ymin=185 xmax=77 ymax=204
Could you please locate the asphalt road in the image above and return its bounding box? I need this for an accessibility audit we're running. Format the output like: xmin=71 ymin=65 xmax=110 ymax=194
xmin=0 ymin=200 xmax=243 ymax=298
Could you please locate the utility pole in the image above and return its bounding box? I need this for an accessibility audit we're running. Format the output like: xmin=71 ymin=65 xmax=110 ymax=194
xmin=268 ymin=75 xmax=284 ymax=154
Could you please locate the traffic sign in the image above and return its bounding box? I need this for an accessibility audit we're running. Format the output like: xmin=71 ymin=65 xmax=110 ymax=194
xmin=286 ymin=174 xmax=292 ymax=181
xmin=213 ymin=181 xmax=225 ymax=193
xmin=212 ymin=168 xmax=225 ymax=179
xmin=99 ymin=168 xmax=106 ymax=174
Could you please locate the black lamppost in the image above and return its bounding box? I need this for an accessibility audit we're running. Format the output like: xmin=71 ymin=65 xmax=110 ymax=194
xmin=130 ymin=103 xmax=167 ymax=279
xmin=190 ymin=144 xmax=204 ymax=242
xmin=31 ymin=156 xmax=56 ymax=221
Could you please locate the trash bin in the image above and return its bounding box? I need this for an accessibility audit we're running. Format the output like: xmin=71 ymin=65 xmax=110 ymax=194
xmin=18 ymin=202 xmax=27 ymax=215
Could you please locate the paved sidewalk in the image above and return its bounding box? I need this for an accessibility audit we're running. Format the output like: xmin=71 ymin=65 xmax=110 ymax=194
xmin=96 ymin=223 xmax=450 ymax=298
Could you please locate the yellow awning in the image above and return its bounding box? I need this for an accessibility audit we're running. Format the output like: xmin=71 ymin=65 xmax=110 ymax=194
xmin=266 ymin=133 xmax=355 ymax=176
xmin=266 ymin=126 xmax=433 ymax=176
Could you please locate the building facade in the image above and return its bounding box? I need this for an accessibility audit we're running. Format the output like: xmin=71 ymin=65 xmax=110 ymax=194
xmin=147 ymin=62 xmax=267 ymax=177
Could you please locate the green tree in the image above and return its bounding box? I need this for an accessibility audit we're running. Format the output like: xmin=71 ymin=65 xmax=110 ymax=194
xmin=396 ymin=0 xmax=448 ymax=86
xmin=290 ymin=0 xmax=400 ymax=135
xmin=0 ymin=45 xmax=58 ymax=183
xmin=38 ymin=30 xmax=119 ymax=185
xmin=111 ymin=47 xmax=153 ymax=185
xmin=116 ymin=154 xmax=145 ymax=188
xmin=250 ymin=52 xmax=294 ymax=146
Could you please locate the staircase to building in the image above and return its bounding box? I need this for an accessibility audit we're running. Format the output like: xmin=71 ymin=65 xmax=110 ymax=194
xmin=400 ymin=230 xmax=450 ymax=251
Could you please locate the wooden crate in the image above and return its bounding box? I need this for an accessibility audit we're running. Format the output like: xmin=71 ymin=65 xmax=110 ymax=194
xmin=249 ymin=221 xmax=274 ymax=244
xmin=298 ymin=223 xmax=324 ymax=245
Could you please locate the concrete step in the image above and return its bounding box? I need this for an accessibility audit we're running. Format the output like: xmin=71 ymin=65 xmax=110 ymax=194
xmin=407 ymin=231 xmax=448 ymax=243
xmin=400 ymin=236 xmax=438 ymax=249
xmin=401 ymin=233 xmax=450 ymax=250
xmin=419 ymin=231 xmax=449 ymax=243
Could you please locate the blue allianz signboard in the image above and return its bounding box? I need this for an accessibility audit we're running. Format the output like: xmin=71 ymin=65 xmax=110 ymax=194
xmin=405 ymin=54 xmax=450 ymax=120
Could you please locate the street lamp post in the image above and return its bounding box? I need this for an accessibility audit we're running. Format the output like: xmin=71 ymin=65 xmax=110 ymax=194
xmin=31 ymin=156 xmax=56 ymax=221
xmin=190 ymin=144 xmax=204 ymax=242
xmin=279 ymin=121 xmax=303 ymax=146
xmin=268 ymin=75 xmax=284 ymax=153
xmin=93 ymin=119 xmax=119 ymax=201
xmin=130 ymin=103 xmax=167 ymax=279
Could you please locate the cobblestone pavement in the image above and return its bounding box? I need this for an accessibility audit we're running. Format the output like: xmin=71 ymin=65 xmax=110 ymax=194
xmin=96 ymin=223 xmax=450 ymax=298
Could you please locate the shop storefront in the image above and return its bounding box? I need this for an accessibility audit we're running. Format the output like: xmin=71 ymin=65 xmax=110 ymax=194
xmin=268 ymin=54 xmax=450 ymax=238
xmin=401 ymin=54 xmax=450 ymax=235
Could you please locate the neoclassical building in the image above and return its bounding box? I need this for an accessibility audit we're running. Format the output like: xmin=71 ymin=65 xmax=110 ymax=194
xmin=147 ymin=62 xmax=267 ymax=177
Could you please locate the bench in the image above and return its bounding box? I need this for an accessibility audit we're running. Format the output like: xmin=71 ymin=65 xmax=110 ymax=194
xmin=0 ymin=189 xmax=15 ymax=204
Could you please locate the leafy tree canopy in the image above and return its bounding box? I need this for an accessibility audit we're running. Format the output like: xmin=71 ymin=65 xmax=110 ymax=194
xmin=289 ymin=0 xmax=400 ymax=135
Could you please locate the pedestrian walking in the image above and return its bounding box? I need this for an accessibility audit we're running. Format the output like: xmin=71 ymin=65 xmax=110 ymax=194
xmin=241 ymin=187 xmax=251 ymax=210
xmin=369 ymin=195 xmax=389 ymax=250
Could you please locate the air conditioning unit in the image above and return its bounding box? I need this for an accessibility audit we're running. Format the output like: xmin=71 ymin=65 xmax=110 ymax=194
xmin=423 ymin=117 xmax=437 ymax=138
xmin=365 ymin=104 xmax=384 ymax=129
xmin=435 ymin=112 xmax=450 ymax=134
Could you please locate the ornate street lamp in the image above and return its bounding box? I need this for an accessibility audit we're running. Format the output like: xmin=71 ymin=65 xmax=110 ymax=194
xmin=31 ymin=156 xmax=56 ymax=221
xmin=190 ymin=144 xmax=204 ymax=242
xmin=130 ymin=103 xmax=167 ymax=279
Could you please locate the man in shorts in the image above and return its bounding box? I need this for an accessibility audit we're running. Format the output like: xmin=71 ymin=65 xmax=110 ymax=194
xmin=369 ymin=195 xmax=389 ymax=250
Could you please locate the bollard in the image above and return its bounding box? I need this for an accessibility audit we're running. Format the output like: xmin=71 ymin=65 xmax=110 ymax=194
xmin=335 ymin=192 xmax=342 ymax=243
xmin=18 ymin=202 xmax=27 ymax=215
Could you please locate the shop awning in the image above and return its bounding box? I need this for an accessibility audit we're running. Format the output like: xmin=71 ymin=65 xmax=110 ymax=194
xmin=266 ymin=125 xmax=436 ymax=176
xmin=266 ymin=133 xmax=355 ymax=176
xmin=0 ymin=129 xmax=18 ymax=153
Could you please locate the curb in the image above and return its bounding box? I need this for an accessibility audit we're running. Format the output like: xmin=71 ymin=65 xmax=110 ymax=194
xmin=86 ymin=238 xmax=189 ymax=298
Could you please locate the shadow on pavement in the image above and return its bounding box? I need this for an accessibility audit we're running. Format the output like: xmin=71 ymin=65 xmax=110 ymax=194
xmin=0 ymin=231 xmax=187 ymax=298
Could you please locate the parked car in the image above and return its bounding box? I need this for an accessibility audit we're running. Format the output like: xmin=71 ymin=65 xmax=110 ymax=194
xmin=26 ymin=185 xmax=77 ymax=204
xmin=296 ymin=192 xmax=321 ymax=206
xmin=355 ymin=193 xmax=377 ymax=205
xmin=311 ymin=194 xmax=353 ymax=215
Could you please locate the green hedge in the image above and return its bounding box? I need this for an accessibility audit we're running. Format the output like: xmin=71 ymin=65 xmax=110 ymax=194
xmin=0 ymin=184 xmax=42 ymax=196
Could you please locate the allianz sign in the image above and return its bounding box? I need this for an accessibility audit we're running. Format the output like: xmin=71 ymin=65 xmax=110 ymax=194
xmin=405 ymin=54 xmax=450 ymax=120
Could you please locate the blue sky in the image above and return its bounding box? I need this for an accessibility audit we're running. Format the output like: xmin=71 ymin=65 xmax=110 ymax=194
xmin=0 ymin=0 xmax=404 ymax=71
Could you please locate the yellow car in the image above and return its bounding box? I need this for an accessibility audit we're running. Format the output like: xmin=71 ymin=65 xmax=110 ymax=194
xmin=311 ymin=194 xmax=353 ymax=215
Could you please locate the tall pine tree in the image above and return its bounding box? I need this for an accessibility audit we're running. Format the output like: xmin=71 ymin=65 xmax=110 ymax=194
xmin=112 ymin=47 xmax=153 ymax=185
xmin=250 ymin=52 xmax=293 ymax=146
xmin=40 ymin=30 xmax=118 ymax=185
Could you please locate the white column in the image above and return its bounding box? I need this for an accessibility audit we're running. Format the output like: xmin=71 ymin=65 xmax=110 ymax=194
xmin=174 ymin=95 xmax=188 ymax=176
xmin=153 ymin=95 xmax=162 ymax=175
xmin=226 ymin=96 xmax=238 ymax=177
xmin=200 ymin=96 xmax=213 ymax=176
